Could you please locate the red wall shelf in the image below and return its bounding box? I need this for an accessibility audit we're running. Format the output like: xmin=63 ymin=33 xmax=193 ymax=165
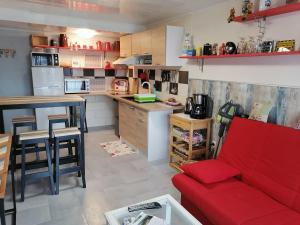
xmin=32 ymin=45 xmax=119 ymax=53
xmin=179 ymin=51 xmax=300 ymax=59
xmin=233 ymin=2 xmax=300 ymax=22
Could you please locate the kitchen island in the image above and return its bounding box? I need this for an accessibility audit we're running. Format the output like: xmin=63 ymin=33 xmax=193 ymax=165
xmin=67 ymin=91 xmax=184 ymax=161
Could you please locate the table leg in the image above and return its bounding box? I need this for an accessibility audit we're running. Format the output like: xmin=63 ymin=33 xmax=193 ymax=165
xmin=79 ymin=102 xmax=86 ymax=188
xmin=0 ymin=110 xmax=4 ymax=133
xmin=165 ymin=201 xmax=171 ymax=225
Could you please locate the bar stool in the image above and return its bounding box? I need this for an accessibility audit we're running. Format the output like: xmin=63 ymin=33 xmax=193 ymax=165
xmin=12 ymin=116 xmax=40 ymax=160
xmin=48 ymin=114 xmax=72 ymax=155
xmin=19 ymin=130 xmax=55 ymax=201
xmin=53 ymin=127 xmax=86 ymax=194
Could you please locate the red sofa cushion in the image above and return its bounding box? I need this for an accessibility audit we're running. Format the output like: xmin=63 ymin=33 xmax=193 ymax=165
xmin=181 ymin=160 xmax=241 ymax=184
xmin=173 ymin=173 xmax=300 ymax=225
xmin=218 ymin=118 xmax=300 ymax=213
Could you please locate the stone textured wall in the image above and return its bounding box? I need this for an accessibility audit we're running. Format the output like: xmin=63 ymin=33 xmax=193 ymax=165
xmin=189 ymin=79 xmax=300 ymax=143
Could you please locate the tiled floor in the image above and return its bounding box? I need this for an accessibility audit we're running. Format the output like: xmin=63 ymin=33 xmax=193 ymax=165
xmin=5 ymin=128 xmax=180 ymax=225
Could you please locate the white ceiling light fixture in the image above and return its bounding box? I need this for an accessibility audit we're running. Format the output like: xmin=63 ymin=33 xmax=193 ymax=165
xmin=74 ymin=28 xmax=97 ymax=38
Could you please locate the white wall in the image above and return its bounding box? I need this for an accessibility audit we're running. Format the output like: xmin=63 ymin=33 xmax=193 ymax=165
xmin=149 ymin=0 xmax=300 ymax=88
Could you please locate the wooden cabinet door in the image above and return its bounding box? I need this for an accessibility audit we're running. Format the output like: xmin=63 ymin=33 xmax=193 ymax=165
xmin=135 ymin=109 xmax=148 ymax=153
xmin=131 ymin=33 xmax=141 ymax=56
xmin=120 ymin=35 xmax=132 ymax=58
xmin=119 ymin=102 xmax=136 ymax=144
xmin=151 ymin=26 xmax=166 ymax=65
xmin=140 ymin=30 xmax=152 ymax=55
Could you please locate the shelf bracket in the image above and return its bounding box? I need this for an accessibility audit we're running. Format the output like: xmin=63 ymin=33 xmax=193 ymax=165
xmin=199 ymin=58 xmax=204 ymax=72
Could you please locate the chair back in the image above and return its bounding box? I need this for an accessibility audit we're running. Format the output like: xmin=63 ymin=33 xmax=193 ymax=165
xmin=0 ymin=134 xmax=12 ymax=199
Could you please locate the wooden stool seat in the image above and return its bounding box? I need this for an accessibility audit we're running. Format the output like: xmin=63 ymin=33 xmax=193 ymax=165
xmin=53 ymin=127 xmax=80 ymax=138
xmin=12 ymin=116 xmax=35 ymax=124
xmin=19 ymin=130 xmax=49 ymax=141
xmin=48 ymin=114 xmax=69 ymax=121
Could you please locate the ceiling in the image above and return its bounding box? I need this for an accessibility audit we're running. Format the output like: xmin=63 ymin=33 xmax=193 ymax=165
xmin=0 ymin=0 xmax=226 ymax=33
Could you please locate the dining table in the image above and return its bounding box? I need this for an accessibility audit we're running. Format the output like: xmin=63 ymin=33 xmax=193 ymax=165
xmin=0 ymin=95 xmax=86 ymax=173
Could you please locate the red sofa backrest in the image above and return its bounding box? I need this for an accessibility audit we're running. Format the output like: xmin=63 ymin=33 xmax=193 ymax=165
xmin=218 ymin=117 xmax=300 ymax=213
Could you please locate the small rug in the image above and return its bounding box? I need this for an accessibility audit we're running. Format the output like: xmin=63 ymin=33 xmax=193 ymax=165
xmin=100 ymin=140 xmax=137 ymax=157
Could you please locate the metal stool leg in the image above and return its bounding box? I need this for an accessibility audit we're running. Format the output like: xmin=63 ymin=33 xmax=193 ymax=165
xmin=84 ymin=100 xmax=88 ymax=133
xmin=76 ymin=137 xmax=86 ymax=188
xmin=0 ymin=199 xmax=5 ymax=225
xmin=74 ymin=139 xmax=81 ymax=177
xmin=54 ymin=138 xmax=60 ymax=195
xmin=32 ymin=123 xmax=40 ymax=161
xmin=65 ymin=121 xmax=73 ymax=156
xmin=12 ymin=125 xmax=17 ymax=170
xmin=20 ymin=142 xmax=26 ymax=202
xmin=10 ymin=152 xmax=16 ymax=225
xmin=44 ymin=139 xmax=55 ymax=195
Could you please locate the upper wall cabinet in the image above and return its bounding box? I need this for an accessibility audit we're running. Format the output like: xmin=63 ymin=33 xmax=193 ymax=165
xmin=140 ymin=30 xmax=152 ymax=55
xmin=151 ymin=26 xmax=184 ymax=66
xmin=120 ymin=35 xmax=132 ymax=58
xmin=132 ymin=30 xmax=152 ymax=56
xmin=120 ymin=25 xmax=184 ymax=66
xmin=131 ymin=33 xmax=141 ymax=56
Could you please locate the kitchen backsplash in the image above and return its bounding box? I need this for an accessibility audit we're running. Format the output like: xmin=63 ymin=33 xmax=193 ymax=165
xmin=146 ymin=69 xmax=189 ymax=103
xmin=189 ymin=79 xmax=300 ymax=142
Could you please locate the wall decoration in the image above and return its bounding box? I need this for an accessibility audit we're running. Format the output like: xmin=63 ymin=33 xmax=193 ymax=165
xmin=227 ymin=8 xmax=236 ymax=23
xmin=0 ymin=49 xmax=16 ymax=58
xmin=275 ymin=40 xmax=295 ymax=52
xmin=189 ymin=79 xmax=300 ymax=142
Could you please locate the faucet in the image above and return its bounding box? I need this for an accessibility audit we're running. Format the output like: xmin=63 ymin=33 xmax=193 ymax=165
xmin=141 ymin=82 xmax=151 ymax=94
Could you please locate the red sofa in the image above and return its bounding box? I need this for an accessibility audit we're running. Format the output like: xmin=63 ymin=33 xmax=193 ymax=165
xmin=172 ymin=117 xmax=300 ymax=225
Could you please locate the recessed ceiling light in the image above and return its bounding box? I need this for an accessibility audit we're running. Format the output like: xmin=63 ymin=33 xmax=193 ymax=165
xmin=74 ymin=28 xmax=97 ymax=39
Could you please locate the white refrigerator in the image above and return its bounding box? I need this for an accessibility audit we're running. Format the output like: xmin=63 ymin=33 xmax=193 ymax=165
xmin=32 ymin=67 xmax=66 ymax=130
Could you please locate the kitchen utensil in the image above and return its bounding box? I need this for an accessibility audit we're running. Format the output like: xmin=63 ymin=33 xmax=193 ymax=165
xmin=105 ymin=42 xmax=111 ymax=51
xmin=134 ymin=94 xmax=156 ymax=103
xmin=96 ymin=41 xmax=102 ymax=50
xmin=191 ymin=94 xmax=208 ymax=119
xmin=112 ymin=78 xmax=129 ymax=93
xmin=225 ymin=42 xmax=237 ymax=54
xmin=50 ymin=39 xmax=58 ymax=46
xmin=59 ymin=34 xmax=68 ymax=47
xmin=184 ymin=97 xmax=194 ymax=114
xmin=203 ymin=43 xmax=212 ymax=55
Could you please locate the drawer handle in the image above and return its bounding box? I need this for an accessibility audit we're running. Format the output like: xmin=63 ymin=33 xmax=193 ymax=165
xmin=129 ymin=106 xmax=135 ymax=110
xmin=138 ymin=119 xmax=144 ymax=123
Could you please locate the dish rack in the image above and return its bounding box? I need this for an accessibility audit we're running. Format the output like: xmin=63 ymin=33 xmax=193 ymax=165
xmin=169 ymin=113 xmax=212 ymax=171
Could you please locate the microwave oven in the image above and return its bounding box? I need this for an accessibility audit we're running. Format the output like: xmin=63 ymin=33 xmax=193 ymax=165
xmin=64 ymin=78 xmax=90 ymax=94
xmin=31 ymin=53 xmax=59 ymax=67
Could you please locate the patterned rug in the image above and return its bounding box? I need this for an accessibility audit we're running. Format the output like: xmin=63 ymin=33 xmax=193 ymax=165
xmin=100 ymin=140 xmax=137 ymax=157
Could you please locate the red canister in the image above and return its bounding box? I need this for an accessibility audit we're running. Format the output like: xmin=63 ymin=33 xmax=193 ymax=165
xmin=96 ymin=41 xmax=102 ymax=50
xmin=105 ymin=42 xmax=111 ymax=51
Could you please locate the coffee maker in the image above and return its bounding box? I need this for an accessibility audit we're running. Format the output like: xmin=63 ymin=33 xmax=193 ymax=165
xmin=190 ymin=94 xmax=208 ymax=119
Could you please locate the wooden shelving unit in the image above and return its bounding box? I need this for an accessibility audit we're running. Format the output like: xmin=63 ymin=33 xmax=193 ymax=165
xmin=169 ymin=113 xmax=212 ymax=171
xmin=233 ymin=2 xmax=300 ymax=22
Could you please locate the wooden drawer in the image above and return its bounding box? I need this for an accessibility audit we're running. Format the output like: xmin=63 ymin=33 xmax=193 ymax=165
xmin=170 ymin=117 xmax=190 ymax=130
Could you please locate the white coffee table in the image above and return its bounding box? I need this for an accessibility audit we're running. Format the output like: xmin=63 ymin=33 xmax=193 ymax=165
xmin=105 ymin=194 xmax=202 ymax=225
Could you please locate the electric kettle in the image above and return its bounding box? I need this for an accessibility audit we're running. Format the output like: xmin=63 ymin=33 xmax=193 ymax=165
xmin=184 ymin=97 xmax=194 ymax=114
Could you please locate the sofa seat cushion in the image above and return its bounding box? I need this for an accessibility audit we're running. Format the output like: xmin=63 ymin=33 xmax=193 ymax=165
xmin=181 ymin=160 xmax=241 ymax=184
xmin=173 ymin=173 xmax=300 ymax=225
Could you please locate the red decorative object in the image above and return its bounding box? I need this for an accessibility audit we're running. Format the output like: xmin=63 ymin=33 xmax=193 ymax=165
xmin=179 ymin=50 xmax=300 ymax=59
xmin=234 ymin=2 xmax=300 ymax=22
xmin=32 ymin=45 xmax=119 ymax=53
